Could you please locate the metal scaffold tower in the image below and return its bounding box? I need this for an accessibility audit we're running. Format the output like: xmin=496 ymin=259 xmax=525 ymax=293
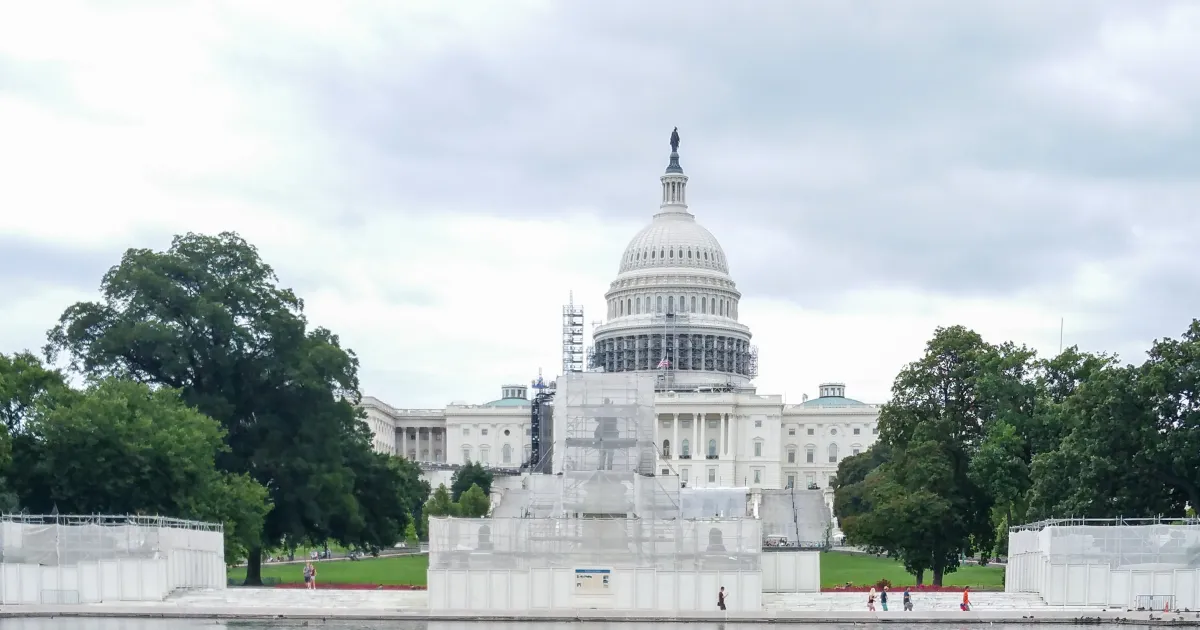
xmin=562 ymin=292 xmax=585 ymax=375
xmin=655 ymin=310 xmax=688 ymax=390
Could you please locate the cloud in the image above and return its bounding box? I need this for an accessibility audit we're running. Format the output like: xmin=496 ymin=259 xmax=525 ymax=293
xmin=1 ymin=0 xmax=1197 ymax=407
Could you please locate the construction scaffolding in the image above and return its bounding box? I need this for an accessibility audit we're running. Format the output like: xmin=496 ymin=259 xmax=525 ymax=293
xmin=553 ymin=372 xmax=656 ymax=478
xmin=1009 ymin=519 xmax=1200 ymax=568
xmin=562 ymin=293 xmax=585 ymax=375
xmin=0 ymin=514 xmax=223 ymax=566
xmin=428 ymin=516 xmax=761 ymax=572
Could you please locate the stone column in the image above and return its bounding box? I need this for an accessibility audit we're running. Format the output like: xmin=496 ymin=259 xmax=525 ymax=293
xmin=672 ymin=414 xmax=679 ymax=459
xmin=401 ymin=428 xmax=408 ymax=459
xmin=718 ymin=413 xmax=725 ymax=457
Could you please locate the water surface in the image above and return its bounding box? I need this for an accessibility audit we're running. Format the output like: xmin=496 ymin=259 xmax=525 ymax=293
xmin=0 ymin=621 xmax=1167 ymax=630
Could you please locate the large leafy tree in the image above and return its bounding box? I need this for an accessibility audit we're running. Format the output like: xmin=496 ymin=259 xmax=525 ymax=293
xmin=43 ymin=231 xmax=416 ymax=583
xmin=450 ymin=461 xmax=494 ymax=501
xmin=9 ymin=377 xmax=270 ymax=562
xmin=850 ymin=326 xmax=1023 ymax=583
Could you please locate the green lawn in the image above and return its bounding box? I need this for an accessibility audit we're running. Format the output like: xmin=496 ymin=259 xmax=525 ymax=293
xmin=228 ymin=554 xmax=428 ymax=586
xmin=227 ymin=550 xmax=1002 ymax=590
xmin=821 ymin=551 xmax=1004 ymax=589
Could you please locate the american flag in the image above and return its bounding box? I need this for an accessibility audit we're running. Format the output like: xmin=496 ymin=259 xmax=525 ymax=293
xmin=657 ymin=359 xmax=671 ymax=368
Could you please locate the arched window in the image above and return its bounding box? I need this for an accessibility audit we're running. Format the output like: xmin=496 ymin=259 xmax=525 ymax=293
xmin=707 ymin=527 xmax=726 ymax=551
xmin=502 ymin=444 xmax=512 ymax=464
xmin=657 ymin=296 xmax=663 ymax=313
xmin=787 ymin=446 xmax=797 ymax=463
xmin=668 ymin=296 xmax=674 ymax=313
xmin=828 ymin=443 xmax=839 ymax=463
xmin=462 ymin=447 xmax=471 ymax=464
xmin=627 ymin=298 xmax=631 ymax=315
xmin=478 ymin=524 xmax=493 ymax=550
xmin=805 ymin=445 xmax=815 ymax=463
xmin=691 ymin=296 xmax=696 ymax=312
xmin=662 ymin=439 xmax=671 ymax=457
xmin=636 ymin=297 xmax=641 ymax=314
xmin=708 ymin=439 xmax=717 ymax=457
xmin=480 ymin=446 xmax=490 ymax=464
xmin=682 ymin=439 xmax=691 ymax=458
xmin=711 ymin=297 xmax=716 ymax=313
xmin=619 ymin=300 xmax=624 ymax=316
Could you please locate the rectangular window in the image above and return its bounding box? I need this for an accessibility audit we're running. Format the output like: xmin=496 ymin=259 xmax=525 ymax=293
xmin=786 ymin=475 xmax=795 ymax=489
xmin=806 ymin=473 xmax=815 ymax=487
xmin=873 ymin=427 xmax=879 ymax=434
xmin=526 ymin=428 xmax=531 ymax=436
xmin=662 ymin=468 xmax=670 ymax=476
xmin=854 ymin=428 xmax=861 ymax=435
xmin=788 ymin=428 xmax=796 ymax=436
xmin=753 ymin=469 xmax=762 ymax=484
xmin=681 ymin=468 xmax=689 ymax=484
xmin=787 ymin=450 xmax=795 ymax=463
xmin=806 ymin=448 xmax=814 ymax=463
xmin=481 ymin=428 xmax=488 ymax=436
xmin=462 ymin=449 xmax=470 ymax=464
xmin=853 ymin=448 xmax=861 ymax=456
xmin=708 ymin=468 xmax=716 ymax=483
xmin=754 ymin=442 xmax=762 ymax=457
xmin=463 ymin=427 xmax=470 ymax=435
xmin=708 ymin=419 xmax=718 ymax=428
xmin=754 ymin=419 xmax=762 ymax=428
xmin=807 ymin=428 xmax=814 ymax=435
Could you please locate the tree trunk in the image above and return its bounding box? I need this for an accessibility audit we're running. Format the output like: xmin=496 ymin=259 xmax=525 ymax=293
xmin=243 ymin=546 xmax=264 ymax=586
xmin=915 ymin=569 xmax=925 ymax=585
xmin=932 ymin=562 xmax=945 ymax=586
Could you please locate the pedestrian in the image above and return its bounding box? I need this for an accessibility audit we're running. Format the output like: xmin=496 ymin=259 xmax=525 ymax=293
xmin=903 ymin=587 xmax=913 ymax=611
xmin=718 ymin=586 xmax=727 ymax=611
xmin=303 ymin=561 xmax=316 ymax=590
xmin=960 ymin=586 xmax=971 ymax=611
xmin=867 ymin=587 xmax=876 ymax=611
xmin=880 ymin=586 xmax=889 ymax=611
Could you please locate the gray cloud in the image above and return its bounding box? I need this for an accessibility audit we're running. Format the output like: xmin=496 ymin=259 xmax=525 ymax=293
xmin=2 ymin=0 xmax=1197 ymax=379
xmin=0 ymin=237 xmax=115 ymax=302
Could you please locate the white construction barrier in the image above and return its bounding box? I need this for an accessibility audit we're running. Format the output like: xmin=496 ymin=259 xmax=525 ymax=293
xmin=761 ymin=550 xmax=821 ymax=592
xmin=427 ymin=516 xmax=762 ymax=612
xmin=1007 ymin=519 xmax=1200 ymax=610
xmin=0 ymin=515 xmax=225 ymax=604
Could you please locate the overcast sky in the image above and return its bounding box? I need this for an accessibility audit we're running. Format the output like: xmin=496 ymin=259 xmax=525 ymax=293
xmin=2 ymin=1 xmax=1198 ymax=408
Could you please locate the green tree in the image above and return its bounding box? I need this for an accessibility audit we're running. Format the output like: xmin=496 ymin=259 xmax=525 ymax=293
xmin=9 ymin=377 xmax=270 ymax=562
xmin=450 ymin=461 xmax=493 ymax=501
xmin=404 ymin=517 xmax=419 ymax=547
xmin=422 ymin=483 xmax=460 ymax=537
xmin=0 ymin=351 xmax=70 ymax=432
xmin=458 ymin=483 xmax=490 ymax=517
xmin=43 ymin=232 xmax=421 ymax=583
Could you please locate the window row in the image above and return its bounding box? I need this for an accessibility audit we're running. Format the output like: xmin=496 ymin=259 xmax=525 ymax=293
xmin=660 ymin=438 xmax=768 ymax=458
xmin=609 ymin=293 xmax=738 ymax=319
xmin=671 ymin=467 xmax=766 ymax=485
xmin=461 ymin=427 xmax=530 ymax=437
xmin=461 ymin=444 xmax=531 ymax=466
xmin=786 ymin=426 xmax=878 ymax=436
xmin=626 ymin=245 xmax=724 ymax=267
xmin=782 ymin=443 xmax=863 ymax=464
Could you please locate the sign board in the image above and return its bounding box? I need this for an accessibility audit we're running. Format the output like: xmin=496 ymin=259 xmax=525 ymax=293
xmin=574 ymin=568 xmax=612 ymax=595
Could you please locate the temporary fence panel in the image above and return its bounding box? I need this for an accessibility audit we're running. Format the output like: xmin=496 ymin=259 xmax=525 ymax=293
xmin=760 ymin=550 xmax=820 ymax=592
xmin=1007 ymin=521 xmax=1200 ymax=609
xmin=0 ymin=515 xmax=224 ymax=604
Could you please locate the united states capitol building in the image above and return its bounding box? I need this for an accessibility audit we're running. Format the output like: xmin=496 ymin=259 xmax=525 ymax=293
xmin=363 ymin=133 xmax=879 ymax=492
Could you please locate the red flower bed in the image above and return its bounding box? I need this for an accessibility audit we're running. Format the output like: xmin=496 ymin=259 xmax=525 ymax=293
xmin=274 ymin=583 xmax=426 ymax=591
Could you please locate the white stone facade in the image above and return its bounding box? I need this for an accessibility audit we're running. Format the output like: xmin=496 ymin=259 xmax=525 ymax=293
xmin=363 ymin=382 xmax=878 ymax=490
xmin=360 ymin=136 xmax=880 ymax=488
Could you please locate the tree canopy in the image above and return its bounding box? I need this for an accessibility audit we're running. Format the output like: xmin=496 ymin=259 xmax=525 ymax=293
xmin=40 ymin=231 xmax=429 ymax=582
xmin=835 ymin=321 xmax=1200 ymax=585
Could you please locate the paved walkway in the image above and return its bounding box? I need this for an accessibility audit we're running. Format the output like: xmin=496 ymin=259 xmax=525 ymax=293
xmin=3 ymin=588 xmax=1191 ymax=623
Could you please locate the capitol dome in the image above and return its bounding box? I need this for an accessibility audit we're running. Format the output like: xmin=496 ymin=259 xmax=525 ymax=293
xmin=590 ymin=131 xmax=757 ymax=389
xmin=618 ymin=215 xmax=729 ymax=275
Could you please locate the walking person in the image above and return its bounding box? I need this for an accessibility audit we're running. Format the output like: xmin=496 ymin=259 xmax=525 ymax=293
xmin=867 ymin=587 xmax=876 ymax=611
xmin=303 ymin=561 xmax=316 ymax=590
xmin=960 ymin=586 xmax=971 ymax=611
xmin=718 ymin=586 xmax=728 ymax=610
xmin=903 ymin=587 xmax=913 ymax=611
xmin=880 ymin=586 xmax=889 ymax=611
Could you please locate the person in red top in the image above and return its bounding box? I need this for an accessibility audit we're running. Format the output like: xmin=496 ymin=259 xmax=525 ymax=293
xmin=960 ymin=586 xmax=971 ymax=611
